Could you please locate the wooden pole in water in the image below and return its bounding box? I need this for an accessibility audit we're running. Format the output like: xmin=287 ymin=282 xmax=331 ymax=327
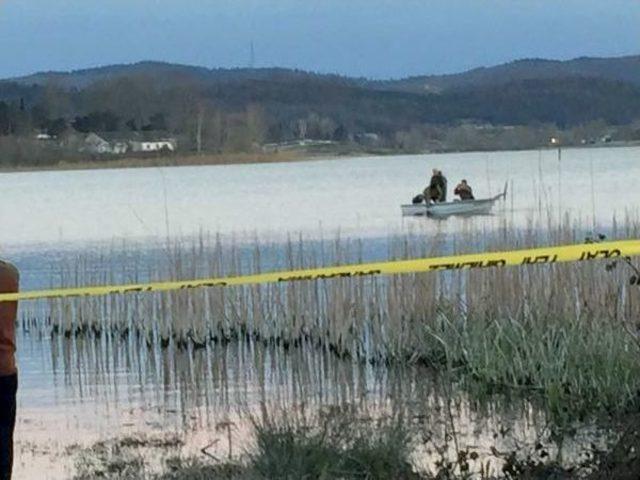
xmin=550 ymin=136 xmax=562 ymax=225
xmin=558 ymin=143 xmax=562 ymax=225
xmin=589 ymin=152 xmax=596 ymax=231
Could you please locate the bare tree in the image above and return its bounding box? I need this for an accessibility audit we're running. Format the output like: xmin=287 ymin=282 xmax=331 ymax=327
xmin=196 ymin=103 xmax=204 ymax=154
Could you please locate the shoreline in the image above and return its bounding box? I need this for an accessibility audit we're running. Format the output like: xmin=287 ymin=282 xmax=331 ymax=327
xmin=1 ymin=140 xmax=639 ymax=174
xmin=0 ymin=151 xmax=307 ymax=174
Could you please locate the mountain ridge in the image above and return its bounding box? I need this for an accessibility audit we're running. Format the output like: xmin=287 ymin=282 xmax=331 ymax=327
xmin=5 ymin=54 xmax=640 ymax=93
xmin=5 ymin=61 xmax=359 ymax=90
xmin=371 ymin=55 xmax=640 ymax=93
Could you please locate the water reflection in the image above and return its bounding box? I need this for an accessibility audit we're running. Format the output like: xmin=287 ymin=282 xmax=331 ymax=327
xmin=7 ymin=148 xmax=637 ymax=478
xmin=15 ymin=328 xmax=607 ymax=478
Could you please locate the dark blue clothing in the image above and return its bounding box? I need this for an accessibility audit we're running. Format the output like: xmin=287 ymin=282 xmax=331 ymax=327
xmin=0 ymin=374 xmax=16 ymax=480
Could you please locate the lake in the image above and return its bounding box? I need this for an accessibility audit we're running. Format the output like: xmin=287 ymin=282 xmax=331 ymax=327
xmin=4 ymin=146 xmax=639 ymax=478
xmin=2 ymin=146 xmax=639 ymax=250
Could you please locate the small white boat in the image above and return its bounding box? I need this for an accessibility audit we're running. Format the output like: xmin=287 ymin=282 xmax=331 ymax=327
xmin=402 ymin=183 xmax=507 ymax=218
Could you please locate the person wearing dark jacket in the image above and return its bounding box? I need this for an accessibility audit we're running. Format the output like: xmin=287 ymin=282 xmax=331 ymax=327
xmin=0 ymin=261 xmax=19 ymax=480
xmin=454 ymin=179 xmax=475 ymax=200
xmin=424 ymin=169 xmax=447 ymax=203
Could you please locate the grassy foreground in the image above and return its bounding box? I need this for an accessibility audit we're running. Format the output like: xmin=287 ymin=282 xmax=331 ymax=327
xmin=69 ymin=408 xmax=640 ymax=480
xmin=72 ymin=412 xmax=422 ymax=480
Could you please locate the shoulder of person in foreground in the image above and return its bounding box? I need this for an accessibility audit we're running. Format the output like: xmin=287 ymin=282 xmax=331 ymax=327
xmin=0 ymin=261 xmax=19 ymax=281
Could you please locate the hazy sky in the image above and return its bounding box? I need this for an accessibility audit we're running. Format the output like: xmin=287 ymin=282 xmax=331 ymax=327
xmin=0 ymin=0 xmax=639 ymax=79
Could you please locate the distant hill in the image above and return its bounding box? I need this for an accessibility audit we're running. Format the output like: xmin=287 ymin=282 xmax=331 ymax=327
xmin=5 ymin=69 xmax=638 ymax=129
xmin=431 ymin=76 xmax=640 ymax=126
xmin=1 ymin=55 xmax=640 ymax=167
xmin=372 ymin=55 xmax=640 ymax=93
xmin=7 ymin=54 xmax=640 ymax=97
xmin=8 ymin=61 xmax=357 ymax=90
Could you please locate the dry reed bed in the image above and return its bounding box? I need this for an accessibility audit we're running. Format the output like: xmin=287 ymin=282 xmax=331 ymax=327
xmin=21 ymin=219 xmax=640 ymax=367
xmin=18 ymin=218 xmax=640 ymax=421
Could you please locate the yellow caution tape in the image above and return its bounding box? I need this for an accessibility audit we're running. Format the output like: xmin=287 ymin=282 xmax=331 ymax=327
xmin=1 ymin=240 xmax=639 ymax=303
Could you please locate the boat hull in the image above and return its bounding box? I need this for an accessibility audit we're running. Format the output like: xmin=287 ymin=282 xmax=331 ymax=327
xmin=401 ymin=196 xmax=500 ymax=217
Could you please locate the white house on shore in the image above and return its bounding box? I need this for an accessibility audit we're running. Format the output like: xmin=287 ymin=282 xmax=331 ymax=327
xmin=129 ymin=139 xmax=176 ymax=153
xmin=82 ymin=133 xmax=112 ymax=154
xmin=80 ymin=132 xmax=177 ymax=156
xmin=81 ymin=133 xmax=129 ymax=155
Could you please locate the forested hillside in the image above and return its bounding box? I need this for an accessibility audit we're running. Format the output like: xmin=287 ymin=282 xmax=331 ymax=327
xmin=372 ymin=55 xmax=640 ymax=93
xmin=1 ymin=55 xmax=640 ymax=167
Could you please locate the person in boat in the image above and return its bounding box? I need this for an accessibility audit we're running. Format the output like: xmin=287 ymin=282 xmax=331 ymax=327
xmin=423 ymin=169 xmax=447 ymax=203
xmin=454 ymin=179 xmax=475 ymax=200
xmin=0 ymin=261 xmax=19 ymax=480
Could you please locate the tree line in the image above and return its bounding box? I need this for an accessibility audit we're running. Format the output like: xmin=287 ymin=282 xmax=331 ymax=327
xmin=1 ymin=71 xmax=640 ymax=166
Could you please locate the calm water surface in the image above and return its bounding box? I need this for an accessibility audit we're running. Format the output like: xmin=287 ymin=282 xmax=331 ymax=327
xmin=1 ymin=146 xmax=638 ymax=249
xmin=4 ymin=147 xmax=637 ymax=478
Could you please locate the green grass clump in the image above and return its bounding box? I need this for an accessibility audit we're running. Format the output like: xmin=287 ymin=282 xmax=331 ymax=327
xmin=71 ymin=414 xmax=424 ymax=480
xmin=421 ymin=313 xmax=640 ymax=423
xmin=158 ymin=458 xmax=244 ymax=479
xmin=249 ymin=409 xmax=421 ymax=480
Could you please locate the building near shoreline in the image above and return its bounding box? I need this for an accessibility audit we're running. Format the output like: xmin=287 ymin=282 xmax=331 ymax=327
xmin=129 ymin=139 xmax=176 ymax=153
xmin=80 ymin=132 xmax=176 ymax=155
xmin=82 ymin=133 xmax=113 ymax=154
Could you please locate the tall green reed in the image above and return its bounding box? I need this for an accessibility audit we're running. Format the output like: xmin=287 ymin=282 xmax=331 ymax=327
xmin=23 ymin=216 xmax=640 ymax=420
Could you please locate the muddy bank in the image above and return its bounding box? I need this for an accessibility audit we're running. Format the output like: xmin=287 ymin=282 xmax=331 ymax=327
xmin=0 ymin=151 xmax=303 ymax=173
xmin=64 ymin=412 xmax=640 ymax=480
xmin=2 ymin=141 xmax=640 ymax=174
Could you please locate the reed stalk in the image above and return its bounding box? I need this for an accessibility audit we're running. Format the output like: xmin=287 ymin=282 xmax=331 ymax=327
xmin=21 ymin=216 xmax=640 ymax=421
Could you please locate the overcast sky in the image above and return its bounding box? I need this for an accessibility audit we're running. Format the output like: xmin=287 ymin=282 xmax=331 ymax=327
xmin=0 ymin=0 xmax=639 ymax=79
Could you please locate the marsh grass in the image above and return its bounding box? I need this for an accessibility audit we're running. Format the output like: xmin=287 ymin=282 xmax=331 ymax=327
xmin=422 ymin=313 xmax=640 ymax=423
xmin=24 ymin=218 xmax=640 ymax=422
xmin=248 ymin=407 xmax=420 ymax=479
xmin=70 ymin=412 xmax=425 ymax=480
xmin=68 ymin=408 xmax=619 ymax=479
